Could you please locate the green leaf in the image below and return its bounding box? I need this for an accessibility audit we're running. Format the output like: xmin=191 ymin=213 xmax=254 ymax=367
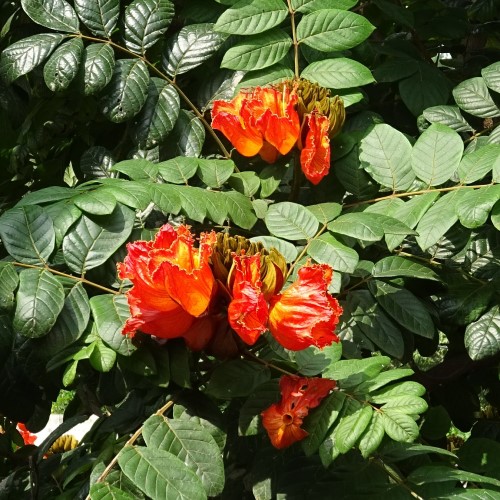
xmin=214 ymin=0 xmax=288 ymax=35
xmin=358 ymin=412 xmax=384 ymax=458
xmin=360 ymin=124 xmax=414 ymax=190
xmin=163 ymin=23 xmax=226 ymax=77
xmin=89 ymin=340 xmax=117 ymax=372
xmin=411 ymin=123 xmax=463 ymax=186
xmin=150 ymin=183 xmax=182 ymax=213
xmin=302 ymin=391 xmax=346 ymax=456
xmin=132 ymin=78 xmax=180 ymax=149
xmin=464 ymin=305 xmax=500 ymax=361
xmin=249 ymin=236 xmax=298 ymax=263
xmin=423 ymin=105 xmax=473 ymax=132
xmin=63 ymin=203 xmax=135 ymax=273
xmin=415 ymin=190 xmax=462 ymax=250
xmin=370 ymin=381 xmax=426 ymax=403
xmin=157 ymin=157 xmax=198 ymax=184
xmin=0 ymin=33 xmax=65 ymax=84
xmin=385 ymin=191 xmax=439 ymax=251
xmin=228 ymin=172 xmax=260 ymax=197
xmin=13 ymin=269 xmax=65 ymax=338
xmin=101 ymin=59 xmax=150 ymax=123
xmin=293 ymin=342 xmax=342 ymax=376
xmin=307 ymin=232 xmax=359 ymax=273
xmin=381 ymin=442 xmax=456 ymax=461
xmin=21 ymin=0 xmax=79 ymax=32
xmin=381 ymin=395 xmax=428 ymax=414
xmin=456 ymin=185 xmax=500 ymax=228
xmin=458 ymin=144 xmax=500 ymax=184
xmin=224 ymin=191 xmax=257 ymax=229
xmin=369 ymin=280 xmax=435 ymax=338
xmin=169 ymin=110 xmax=205 ymax=157
xmin=90 ymin=294 xmax=136 ymax=356
xmin=453 ymin=77 xmax=500 ymax=118
xmin=175 ymin=186 xmax=208 ymax=222
xmin=118 ymin=446 xmax=205 ymax=500
xmin=372 ymin=256 xmax=440 ymax=281
xmin=491 ymin=200 xmax=500 ymax=231
xmin=205 ymin=360 xmax=270 ymax=399
xmin=74 ymin=0 xmax=119 ymax=38
xmin=143 ymin=416 xmax=224 ymax=497
xmin=236 ymin=63 xmax=294 ymax=90
xmin=79 ymin=43 xmax=115 ymax=96
xmin=124 ymin=0 xmax=174 ymax=54
xmin=381 ymin=409 xmax=419 ymax=443
xmin=301 ymin=58 xmax=374 ymax=89
xmin=196 ymin=158 xmax=235 ymax=187
xmin=258 ymin=163 xmax=283 ymax=198
xmin=74 ymin=189 xmax=117 ymax=215
xmin=111 ymin=159 xmax=158 ymax=180
xmin=294 ymin=0 xmax=358 ymax=13
xmin=43 ymin=37 xmax=83 ymax=91
xmin=324 ymin=356 xmax=391 ymax=383
xmin=0 ymin=263 xmax=19 ymax=312
xmin=265 ymin=202 xmax=319 ymax=240
xmin=0 ymin=205 xmax=55 ymax=264
xmin=90 ymin=482 xmax=136 ymax=500
xmin=98 ymin=179 xmax=152 ymax=210
xmin=306 ymin=203 xmax=342 ymax=224
xmin=408 ymin=465 xmax=500 ymax=488
xmin=482 ymin=61 xmax=500 ymax=93
xmin=221 ymin=29 xmax=292 ymax=71
xmin=297 ymin=9 xmax=374 ymax=51
xmin=335 ymin=405 xmax=373 ymax=453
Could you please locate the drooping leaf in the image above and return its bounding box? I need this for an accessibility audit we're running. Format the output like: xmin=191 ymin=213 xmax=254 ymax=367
xmin=74 ymin=0 xmax=119 ymax=38
xmin=296 ymin=9 xmax=375 ymax=51
xmin=163 ymin=23 xmax=226 ymax=78
xmin=13 ymin=269 xmax=65 ymax=338
xmin=307 ymin=232 xmax=359 ymax=273
xmin=21 ymin=0 xmax=79 ymax=32
xmin=79 ymin=43 xmax=115 ymax=96
xmin=43 ymin=37 xmax=83 ymax=92
xmin=132 ymin=78 xmax=180 ymax=148
xmin=458 ymin=144 xmax=500 ymax=184
xmin=118 ymin=446 xmax=205 ymax=500
xmin=101 ymin=59 xmax=150 ymax=123
xmin=63 ymin=203 xmax=135 ymax=273
xmin=0 ymin=33 xmax=65 ymax=84
xmin=143 ymin=415 xmax=224 ymax=497
xmin=372 ymin=256 xmax=440 ymax=281
xmin=265 ymin=202 xmax=319 ymax=240
xmin=453 ymin=77 xmax=500 ymax=118
xmin=300 ymin=58 xmax=374 ymax=89
xmin=359 ymin=124 xmax=414 ymax=190
xmin=464 ymin=305 xmax=500 ymax=361
xmin=214 ymin=0 xmax=288 ymax=35
xmin=422 ymin=105 xmax=473 ymax=132
xmin=124 ymin=0 xmax=175 ymax=54
xmin=411 ymin=123 xmax=464 ymax=186
xmin=0 ymin=205 xmax=55 ymax=264
xmin=221 ymin=29 xmax=292 ymax=71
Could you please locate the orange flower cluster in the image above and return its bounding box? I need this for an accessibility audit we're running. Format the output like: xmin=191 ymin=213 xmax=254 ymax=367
xmin=261 ymin=375 xmax=335 ymax=449
xmin=211 ymin=83 xmax=338 ymax=185
xmin=119 ymin=224 xmax=342 ymax=353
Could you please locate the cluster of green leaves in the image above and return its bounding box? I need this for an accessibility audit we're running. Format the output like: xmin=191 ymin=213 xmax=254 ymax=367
xmin=1 ymin=0 xmax=500 ymax=498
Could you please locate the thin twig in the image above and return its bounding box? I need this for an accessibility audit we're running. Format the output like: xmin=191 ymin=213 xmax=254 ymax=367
xmin=285 ymin=0 xmax=300 ymax=78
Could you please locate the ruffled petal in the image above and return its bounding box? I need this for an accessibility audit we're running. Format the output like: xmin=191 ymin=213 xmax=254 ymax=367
xmin=300 ymin=113 xmax=331 ymax=185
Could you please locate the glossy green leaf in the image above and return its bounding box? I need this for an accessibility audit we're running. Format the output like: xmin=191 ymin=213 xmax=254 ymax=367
xmin=124 ymin=0 xmax=174 ymax=54
xmin=381 ymin=409 xmax=419 ymax=443
xmin=143 ymin=415 xmax=224 ymax=497
xmin=74 ymin=189 xmax=117 ymax=215
xmin=300 ymin=58 xmax=374 ymax=89
xmin=335 ymin=405 xmax=373 ymax=453
xmin=90 ymin=294 xmax=136 ymax=356
xmin=482 ymin=61 xmax=500 ymax=93
xmin=74 ymin=0 xmax=119 ymax=38
xmin=382 ymin=395 xmax=428 ymax=414
xmin=297 ymin=9 xmax=374 ymax=51
xmin=214 ymin=0 xmax=288 ymax=35
xmin=13 ymin=269 xmax=65 ymax=338
xmin=307 ymin=232 xmax=359 ymax=273
xmin=0 ymin=263 xmax=19 ymax=313
xmin=249 ymin=236 xmax=298 ymax=263
xmin=157 ymin=157 xmax=198 ymax=184
xmin=90 ymin=482 xmax=136 ymax=500
xmin=294 ymin=0 xmax=358 ymax=13
xmin=98 ymin=179 xmax=152 ymax=210
xmin=358 ymin=412 xmax=384 ymax=458
xmin=169 ymin=110 xmax=205 ymax=157
xmin=372 ymin=256 xmax=440 ymax=281
xmin=150 ymin=183 xmax=182 ymax=213
xmin=0 ymin=33 xmax=64 ymax=84
xmin=111 ymin=159 xmax=158 ymax=180
xmin=228 ymin=172 xmax=260 ymax=197
xmin=458 ymin=144 xmax=500 ymax=183
xmin=371 ymin=381 xmax=426 ymax=403
xmin=453 ymin=77 xmax=500 ymax=118
xmin=236 ymin=63 xmax=294 ymax=90
xmin=63 ymin=203 xmax=135 ymax=273
xmin=323 ymin=356 xmax=390 ymax=386
xmin=196 ymin=158 xmax=235 ymax=187
xmin=89 ymin=340 xmax=117 ymax=372
xmin=411 ymin=123 xmax=463 ymax=186
xmin=408 ymin=465 xmax=500 ymax=488
xmin=0 ymin=205 xmax=55 ymax=264
xmin=132 ymin=78 xmax=180 ymax=148
xmin=221 ymin=29 xmax=292 ymax=71
xmin=21 ymin=0 xmax=79 ymax=32
xmin=43 ymin=37 xmax=83 ymax=91
xmin=163 ymin=23 xmax=226 ymax=77
xmin=79 ymin=43 xmax=115 ymax=96
xmin=118 ymin=446 xmax=205 ymax=500
xmin=265 ymin=202 xmax=318 ymax=240
xmin=369 ymin=280 xmax=435 ymax=338
xmin=491 ymin=200 xmax=500 ymax=231
xmin=423 ymin=105 xmax=473 ymax=132
xmin=360 ymin=124 xmax=414 ymax=190
xmin=456 ymin=185 xmax=500 ymax=229
xmin=101 ymin=59 xmax=150 ymax=123
xmin=464 ymin=305 xmax=500 ymax=361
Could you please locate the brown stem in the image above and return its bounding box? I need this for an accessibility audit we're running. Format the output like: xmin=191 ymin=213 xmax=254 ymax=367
xmin=286 ymin=0 xmax=300 ymax=78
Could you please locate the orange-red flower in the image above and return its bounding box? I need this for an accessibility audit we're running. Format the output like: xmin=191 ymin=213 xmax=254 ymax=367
xmin=228 ymin=253 xmax=268 ymax=345
xmin=118 ymin=224 xmax=216 ymax=345
xmin=17 ymin=423 xmax=36 ymax=445
xmin=300 ymin=112 xmax=331 ymax=185
xmin=261 ymin=375 xmax=335 ymax=449
xmin=212 ymin=86 xmax=300 ymax=164
xmin=268 ymin=264 xmax=343 ymax=351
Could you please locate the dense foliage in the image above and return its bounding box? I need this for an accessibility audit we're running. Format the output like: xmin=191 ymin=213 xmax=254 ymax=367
xmin=0 ymin=0 xmax=499 ymax=498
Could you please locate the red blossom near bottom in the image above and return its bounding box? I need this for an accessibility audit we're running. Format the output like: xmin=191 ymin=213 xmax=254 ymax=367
xmin=261 ymin=375 xmax=336 ymax=449
xmin=17 ymin=423 xmax=36 ymax=445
